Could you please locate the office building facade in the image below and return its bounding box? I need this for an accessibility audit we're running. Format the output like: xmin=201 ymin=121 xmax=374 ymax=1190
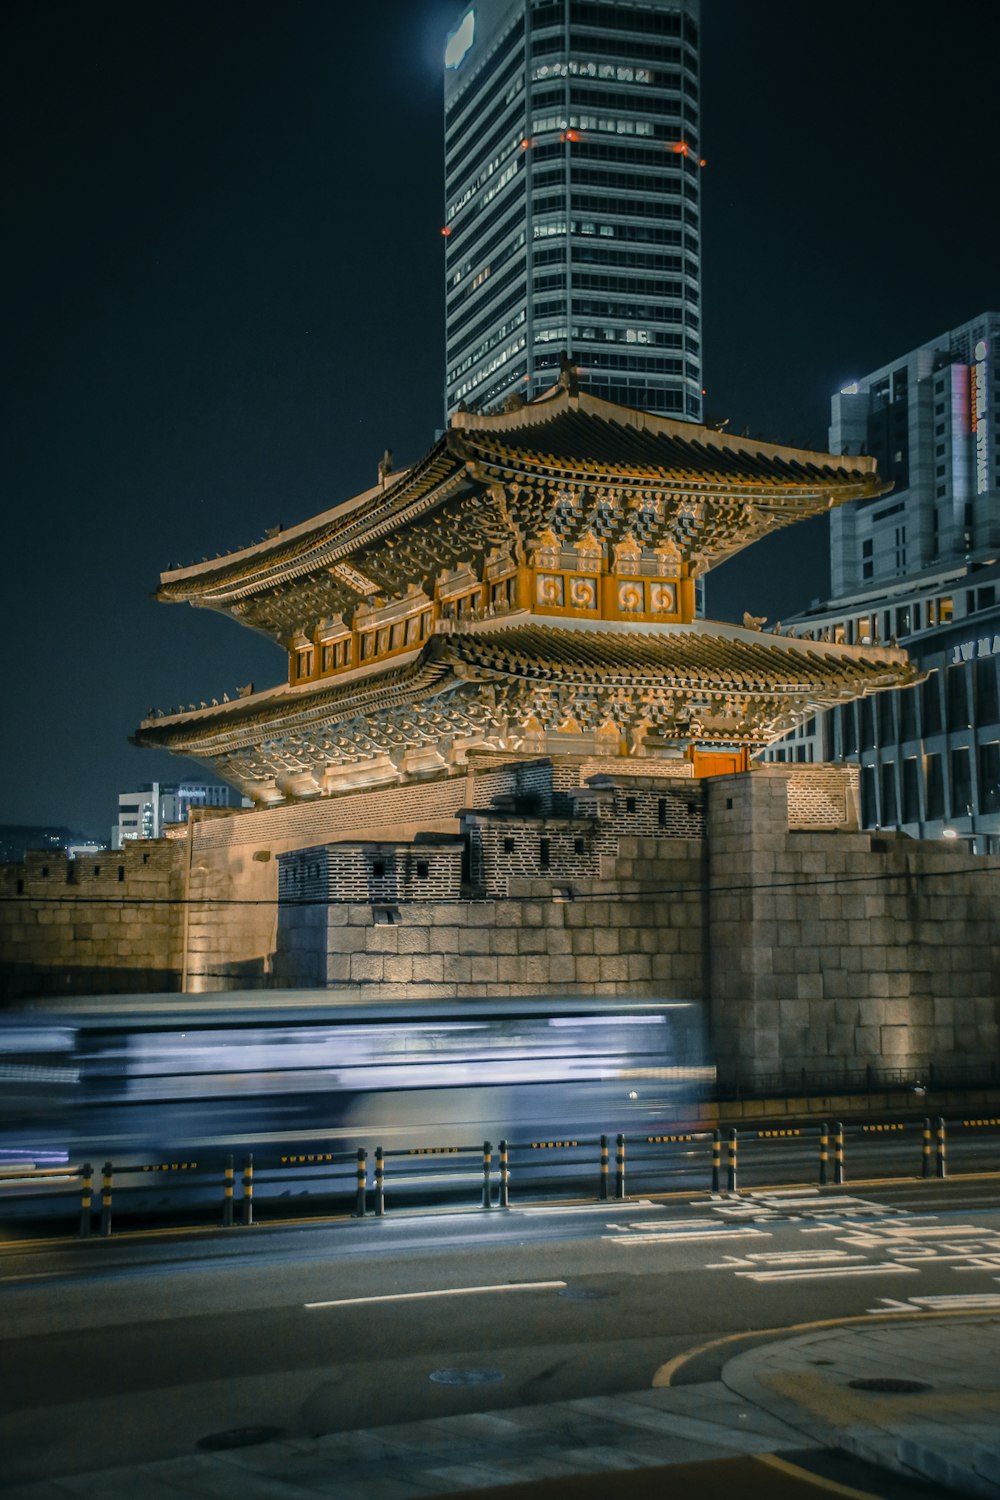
xmin=763 ymin=313 xmax=1000 ymax=853
xmin=443 ymin=0 xmax=702 ymax=419
xmin=112 ymin=781 xmax=242 ymax=849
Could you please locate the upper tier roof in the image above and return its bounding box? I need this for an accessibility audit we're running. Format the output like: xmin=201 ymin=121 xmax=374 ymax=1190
xmin=154 ymin=384 xmax=888 ymax=644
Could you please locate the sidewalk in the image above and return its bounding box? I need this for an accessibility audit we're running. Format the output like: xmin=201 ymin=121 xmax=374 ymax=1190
xmin=6 ymin=1316 xmax=999 ymax=1498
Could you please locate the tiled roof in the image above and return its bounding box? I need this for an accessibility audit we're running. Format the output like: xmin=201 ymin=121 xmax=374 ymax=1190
xmin=155 ymin=389 xmax=884 ymax=608
xmin=444 ymin=619 xmax=917 ymax=693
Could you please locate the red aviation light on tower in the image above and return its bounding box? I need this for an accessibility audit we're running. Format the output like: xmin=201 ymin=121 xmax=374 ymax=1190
xmin=669 ymin=140 xmax=706 ymax=168
xmin=441 ymin=226 xmax=452 ymax=237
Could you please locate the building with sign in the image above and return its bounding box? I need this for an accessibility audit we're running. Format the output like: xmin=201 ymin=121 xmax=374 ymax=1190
xmin=112 ymin=781 xmax=245 ymax=849
xmin=763 ymin=312 xmax=1000 ymax=852
xmin=443 ymin=0 xmax=702 ymax=420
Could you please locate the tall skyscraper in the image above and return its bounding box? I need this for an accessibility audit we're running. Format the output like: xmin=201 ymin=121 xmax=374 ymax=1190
xmin=443 ymin=0 xmax=702 ymax=420
xmin=763 ymin=312 xmax=1000 ymax=853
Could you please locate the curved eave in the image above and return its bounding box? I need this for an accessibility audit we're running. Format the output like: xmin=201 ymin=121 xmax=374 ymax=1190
xmin=155 ymin=436 xmax=460 ymax=606
xmin=439 ymin=615 xmax=920 ymax=696
xmin=134 ymin=614 xmax=921 ymax=759
xmin=134 ymin=649 xmax=455 ymax=755
xmin=154 ymin=389 xmax=886 ymax=613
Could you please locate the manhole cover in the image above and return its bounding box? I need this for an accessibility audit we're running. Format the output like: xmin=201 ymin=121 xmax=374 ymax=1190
xmin=848 ymin=1378 xmax=932 ymax=1394
xmin=558 ymin=1287 xmax=609 ymax=1301
xmin=197 ymin=1426 xmax=284 ymax=1451
xmin=430 ymin=1368 xmax=505 ymax=1386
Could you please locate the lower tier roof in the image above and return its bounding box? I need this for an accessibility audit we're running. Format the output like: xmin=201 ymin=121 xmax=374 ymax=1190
xmin=134 ymin=615 xmax=921 ymax=805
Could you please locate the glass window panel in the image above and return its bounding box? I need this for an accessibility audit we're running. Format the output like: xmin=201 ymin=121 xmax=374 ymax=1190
xmin=946 ymin=666 xmax=971 ymax=731
xmin=978 ymin=742 xmax=1000 ymax=813
xmin=950 ymin=747 xmax=972 ymax=817
xmin=901 ymin=758 xmax=920 ymax=823
xmin=898 ymin=684 xmax=919 ymax=742
xmin=925 ymin=753 xmax=944 ymax=819
xmin=842 ymin=703 xmax=857 ymax=755
xmin=860 ymin=765 xmax=878 ymax=828
xmin=922 ymin=673 xmax=942 ymax=735
xmin=880 ymin=762 xmax=898 ymax=824
xmin=975 ymin=658 xmax=999 ymax=724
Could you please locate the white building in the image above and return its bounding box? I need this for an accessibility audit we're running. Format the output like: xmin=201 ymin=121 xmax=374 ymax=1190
xmin=763 ymin=313 xmax=1000 ymax=853
xmin=443 ymin=0 xmax=702 ymax=419
xmin=112 ymin=782 xmax=242 ymax=849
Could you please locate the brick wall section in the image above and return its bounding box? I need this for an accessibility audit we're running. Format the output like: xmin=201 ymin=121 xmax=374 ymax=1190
xmin=273 ymin=840 xmax=706 ymax=1001
xmin=0 ymin=843 xmax=185 ymax=1001
xmin=464 ymin=780 xmax=704 ymax=896
xmin=704 ymin=767 xmax=1000 ymax=1091
xmin=277 ymin=843 xmax=464 ymax=904
xmin=191 ymin=776 xmax=471 ymax=852
xmin=785 ymin=764 xmax=860 ymax=830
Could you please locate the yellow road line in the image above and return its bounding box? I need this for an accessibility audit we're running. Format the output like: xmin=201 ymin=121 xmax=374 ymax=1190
xmin=652 ymin=1306 xmax=994 ymax=1387
xmin=758 ymin=1452 xmax=883 ymax=1499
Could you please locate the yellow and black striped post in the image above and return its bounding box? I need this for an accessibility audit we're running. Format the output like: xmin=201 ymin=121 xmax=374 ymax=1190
xmin=727 ymin=1129 xmax=737 ymax=1193
xmin=79 ymin=1163 xmax=93 ymax=1239
xmin=936 ymin=1117 xmax=947 ymax=1179
xmin=834 ymin=1122 xmax=845 ymax=1185
xmin=223 ymin=1153 xmax=234 ymax=1227
xmin=819 ymin=1123 xmax=829 ymax=1186
xmin=354 ymin=1148 xmax=367 ymax=1217
xmin=615 ymin=1133 xmax=625 ymax=1200
xmin=600 ymin=1135 xmax=609 ymax=1200
xmin=242 ymin=1153 xmax=254 ymax=1225
xmin=375 ymin=1146 xmax=385 ymax=1217
xmin=499 ymin=1139 xmax=509 ymax=1209
xmin=922 ymin=1117 xmax=932 ymax=1179
xmin=482 ymin=1140 xmax=493 ymax=1209
xmin=100 ymin=1160 xmax=113 ymax=1237
xmin=711 ymin=1130 xmax=720 ymax=1194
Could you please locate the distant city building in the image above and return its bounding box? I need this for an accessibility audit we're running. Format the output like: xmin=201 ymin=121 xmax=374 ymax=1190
xmin=763 ymin=313 xmax=1000 ymax=853
xmin=112 ymin=782 xmax=243 ymax=849
xmin=0 ymin=826 xmax=94 ymax=864
xmin=443 ymin=0 xmax=702 ymax=419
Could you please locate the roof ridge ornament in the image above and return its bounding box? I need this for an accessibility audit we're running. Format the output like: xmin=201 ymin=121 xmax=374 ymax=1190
xmin=558 ymin=352 xmax=580 ymax=399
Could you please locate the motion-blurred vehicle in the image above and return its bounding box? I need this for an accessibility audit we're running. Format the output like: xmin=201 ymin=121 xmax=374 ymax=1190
xmin=0 ymin=993 xmax=713 ymax=1163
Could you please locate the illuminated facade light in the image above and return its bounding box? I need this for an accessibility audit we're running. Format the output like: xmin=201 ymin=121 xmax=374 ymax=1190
xmin=445 ymin=10 xmax=475 ymax=70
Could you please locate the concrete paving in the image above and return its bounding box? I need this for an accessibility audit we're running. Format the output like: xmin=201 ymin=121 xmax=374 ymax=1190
xmin=5 ymin=1316 xmax=998 ymax=1498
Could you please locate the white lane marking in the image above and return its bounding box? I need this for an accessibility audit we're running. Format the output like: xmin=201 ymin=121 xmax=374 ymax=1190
xmin=305 ymin=1280 xmax=566 ymax=1309
xmin=735 ymin=1263 xmax=920 ymax=1283
xmin=869 ymin=1292 xmax=1000 ymax=1313
xmin=706 ymin=1250 xmax=866 ymax=1269
xmin=608 ymin=1218 xmax=719 ymax=1231
xmin=518 ymin=1200 xmax=654 ymax=1215
xmin=606 ymin=1227 xmax=769 ymax=1245
xmin=746 ymin=1188 xmax=822 ymax=1199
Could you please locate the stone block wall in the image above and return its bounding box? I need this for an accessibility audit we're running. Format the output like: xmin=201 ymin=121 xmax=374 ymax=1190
xmin=704 ymin=767 xmax=1000 ymax=1090
xmin=0 ymin=843 xmax=185 ymax=1000
xmin=4 ymin=757 xmax=997 ymax=1100
xmin=273 ymin=836 xmax=706 ymax=999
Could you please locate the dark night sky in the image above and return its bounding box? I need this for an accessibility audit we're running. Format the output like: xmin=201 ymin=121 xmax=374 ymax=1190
xmin=3 ymin=1 xmax=998 ymax=839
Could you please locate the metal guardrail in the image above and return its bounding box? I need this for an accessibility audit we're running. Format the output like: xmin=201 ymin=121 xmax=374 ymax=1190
xmin=1 ymin=1116 xmax=997 ymax=1237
